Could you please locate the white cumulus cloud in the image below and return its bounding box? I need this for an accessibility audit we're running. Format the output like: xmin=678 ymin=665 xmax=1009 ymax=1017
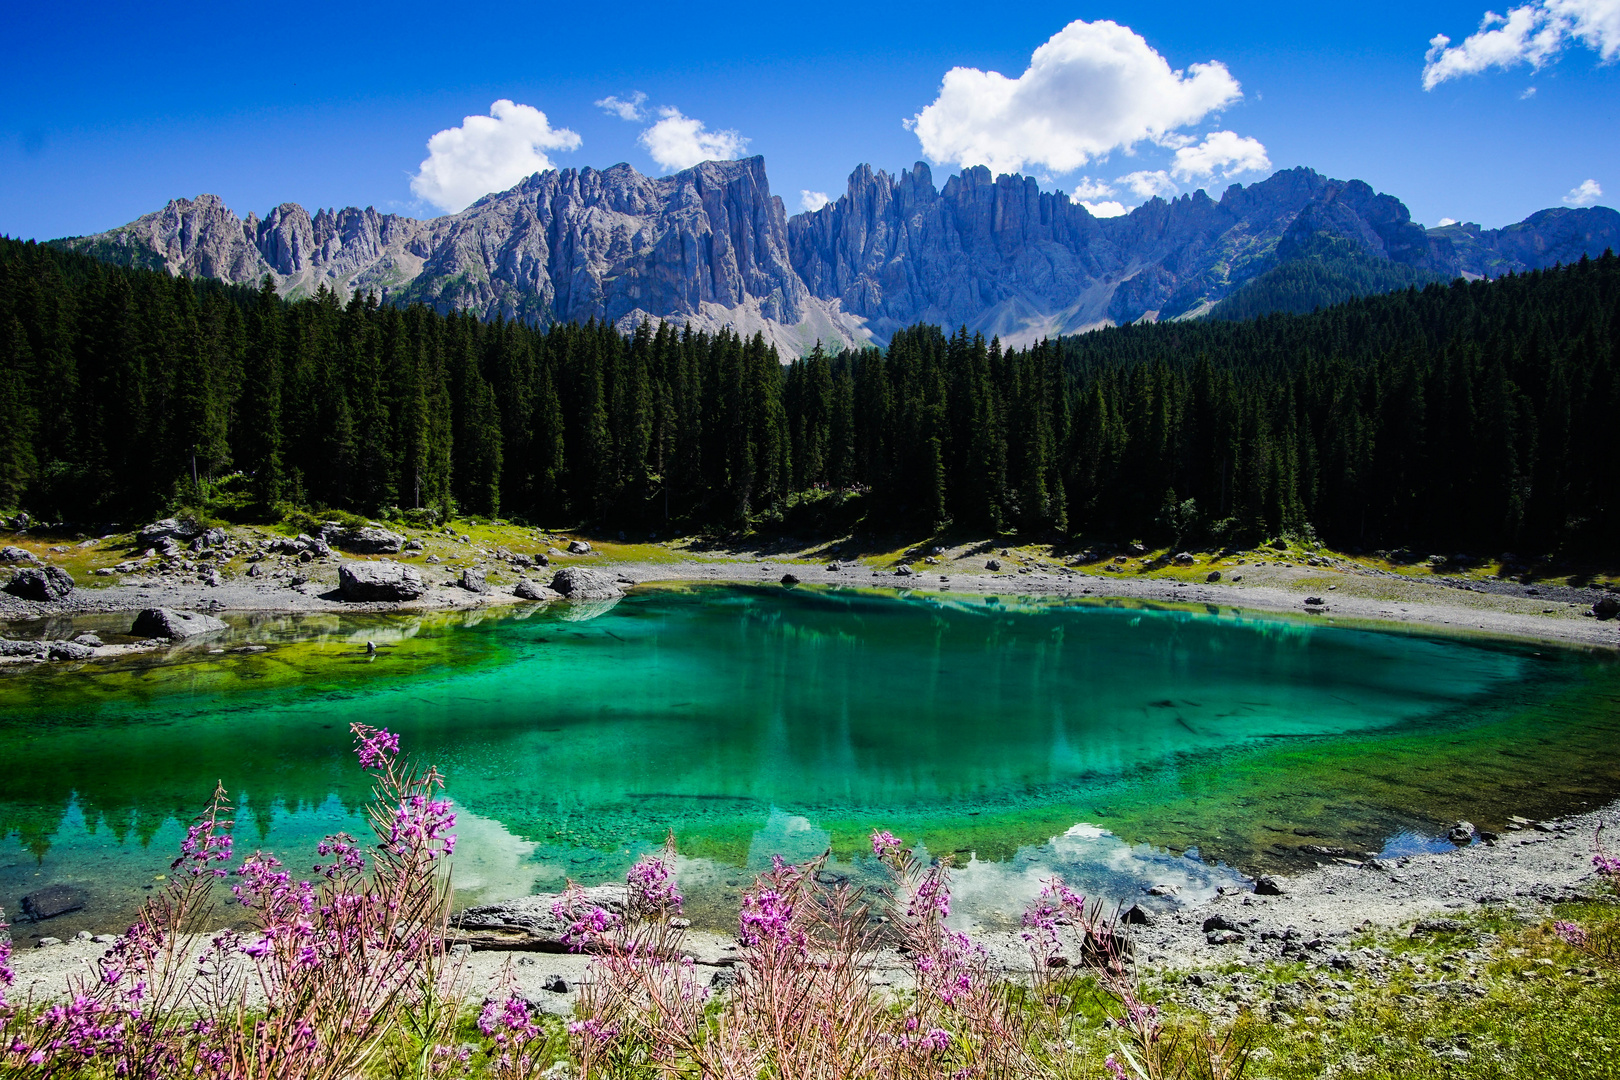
xmin=1564 ymin=178 xmax=1605 ymax=205
xmin=907 ymin=19 xmax=1246 ymax=175
xmin=411 ymin=99 xmax=581 ymax=213
xmin=638 ymin=107 xmax=749 ymax=172
xmin=1423 ymin=0 xmax=1620 ymax=89
xmin=1082 ymin=200 xmax=1130 ymax=217
xmin=1170 ymin=130 xmax=1271 ymax=182
xmin=595 ymin=92 xmax=648 ymax=122
xmin=800 ymin=190 xmax=831 ymax=212
xmin=1118 ymin=169 xmax=1179 ymax=200
xmin=1439 ymin=217 xmax=1460 ymax=226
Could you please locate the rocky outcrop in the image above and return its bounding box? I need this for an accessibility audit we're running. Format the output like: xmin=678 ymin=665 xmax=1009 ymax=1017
xmin=137 ymin=518 xmax=204 ymax=547
xmin=549 ymin=567 xmax=625 ymax=600
xmin=338 ymin=560 xmax=428 ymax=602
xmin=321 ymin=524 xmax=406 ymax=554
xmin=59 ymin=160 xmax=1617 ymax=352
xmin=452 ymin=886 xmax=626 ymax=951
xmin=5 ymin=566 xmax=75 ymax=601
xmin=0 ymin=545 xmax=37 ymax=563
xmin=132 ymin=608 xmax=228 ymax=639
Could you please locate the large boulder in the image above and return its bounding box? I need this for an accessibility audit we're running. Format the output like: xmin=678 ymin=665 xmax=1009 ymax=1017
xmin=132 ymin=608 xmax=228 ymax=640
xmin=513 ymin=579 xmax=556 ymax=602
xmin=549 ymin=567 xmax=625 ymax=601
xmin=0 ymin=545 xmax=37 ymax=563
xmin=324 ymin=524 xmax=406 ymax=554
xmin=338 ymin=560 xmax=428 ymax=602
xmin=137 ymin=517 xmax=204 ymax=547
xmin=6 ymin=565 xmax=75 ymax=602
xmin=0 ymin=639 xmax=45 ymax=657
xmin=452 ymin=886 xmax=625 ymax=951
xmin=459 ymin=566 xmax=490 ymax=594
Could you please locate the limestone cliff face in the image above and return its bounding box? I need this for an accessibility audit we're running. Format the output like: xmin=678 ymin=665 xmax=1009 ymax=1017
xmin=58 ymin=159 xmax=1619 ymax=353
xmin=784 ymin=164 xmax=1611 ymax=343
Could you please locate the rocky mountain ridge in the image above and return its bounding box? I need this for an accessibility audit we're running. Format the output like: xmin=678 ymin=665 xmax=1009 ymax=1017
xmin=57 ymin=159 xmax=1620 ymax=352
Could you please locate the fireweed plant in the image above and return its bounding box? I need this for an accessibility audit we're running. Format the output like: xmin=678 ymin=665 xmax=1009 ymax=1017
xmin=542 ymin=827 xmax=1250 ymax=1079
xmin=1552 ymin=825 xmax=1620 ymax=971
xmin=0 ymin=731 xmax=1254 ymax=1080
xmin=0 ymin=724 xmax=463 ymax=1080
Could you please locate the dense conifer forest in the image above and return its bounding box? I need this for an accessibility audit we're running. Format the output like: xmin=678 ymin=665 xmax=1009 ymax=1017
xmin=1 ymin=237 xmax=1615 ymax=553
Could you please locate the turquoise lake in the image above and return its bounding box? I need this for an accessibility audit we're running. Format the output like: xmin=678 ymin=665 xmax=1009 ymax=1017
xmin=2 ymin=584 xmax=1617 ymax=940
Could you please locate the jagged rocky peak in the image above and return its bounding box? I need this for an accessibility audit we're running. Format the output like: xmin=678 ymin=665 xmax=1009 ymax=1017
xmin=54 ymin=157 xmax=1619 ymax=353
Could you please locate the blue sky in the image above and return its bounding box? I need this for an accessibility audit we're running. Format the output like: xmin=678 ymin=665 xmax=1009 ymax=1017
xmin=1 ymin=0 xmax=1615 ymax=240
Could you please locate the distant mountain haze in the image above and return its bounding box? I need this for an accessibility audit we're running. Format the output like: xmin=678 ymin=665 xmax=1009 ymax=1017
xmin=54 ymin=158 xmax=1620 ymax=353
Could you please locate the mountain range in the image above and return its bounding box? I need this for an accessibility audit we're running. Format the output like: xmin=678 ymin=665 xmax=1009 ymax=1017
xmin=54 ymin=157 xmax=1620 ymax=353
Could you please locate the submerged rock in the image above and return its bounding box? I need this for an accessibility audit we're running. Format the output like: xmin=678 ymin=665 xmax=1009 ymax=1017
xmin=132 ymin=608 xmax=228 ymax=640
xmin=5 ymin=565 xmax=75 ymax=601
xmin=22 ymin=884 xmax=88 ymax=920
xmin=549 ymin=567 xmax=624 ymax=600
xmin=338 ymin=560 xmax=428 ymax=602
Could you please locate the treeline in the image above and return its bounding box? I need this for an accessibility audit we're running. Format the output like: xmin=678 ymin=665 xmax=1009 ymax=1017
xmin=1 ymin=237 xmax=1616 ymax=553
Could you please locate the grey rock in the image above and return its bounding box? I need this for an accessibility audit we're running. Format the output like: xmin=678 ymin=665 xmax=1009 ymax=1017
xmin=1206 ymin=570 xmax=1222 ymax=582
xmin=780 ymin=573 xmax=801 ymax=585
xmin=137 ymin=517 xmax=203 ymax=546
xmin=36 ymin=937 xmax=64 ymax=948
xmin=452 ymin=886 xmax=627 ymax=951
xmin=338 ymin=560 xmax=428 ymax=602
xmin=894 ymin=564 xmax=915 ymax=577
xmin=1206 ymin=929 xmax=1246 ymax=945
xmin=403 ymin=539 xmax=424 ymax=552
xmin=549 ymin=567 xmax=625 ymax=601
xmin=131 ymin=608 xmax=228 ymax=640
xmin=1593 ymin=596 xmax=1619 ymax=619
xmin=22 ymin=884 xmax=88 ymax=920
xmin=47 ymin=641 xmax=96 ymax=662
xmin=985 ymin=559 xmax=1002 ymax=571
xmin=566 ymin=540 xmax=593 ymax=555
xmin=825 ymin=561 xmax=842 ymax=572
xmin=513 ymin=579 xmax=555 ymax=602
xmin=1253 ymin=875 xmax=1287 ymax=896
xmin=1304 ymin=596 xmax=1325 ymax=606
xmin=1120 ymin=904 xmax=1154 ymax=926
xmin=459 ymin=566 xmax=490 ymax=594
xmin=1448 ymin=821 xmax=1476 ymax=845
xmin=334 ymin=525 xmax=407 ymax=554
xmin=6 ymin=565 xmax=75 ymax=601
xmin=71 ymin=633 xmax=103 ymax=647
xmin=0 ymin=545 xmax=37 ymax=563
xmin=1203 ymin=915 xmax=1244 ymax=933
xmin=0 ymin=639 xmax=45 ymax=657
